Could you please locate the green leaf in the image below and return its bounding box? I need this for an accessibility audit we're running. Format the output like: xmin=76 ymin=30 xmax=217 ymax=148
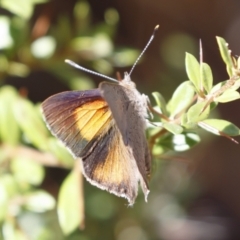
xmin=185 ymin=53 xmax=201 ymax=92
xmin=11 ymin=157 xmax=45 ymax=186
xmin=24 ymin=190 xmax=55 ymax=212
xmin=2 ymin=221 xmax=27 ymax=240
xmin=13 ymin=98 xmax=49 ymax=150
xmin=167 ymin=81 xmax=195 ymax=117
xmin=163 ymin=122 xmax=183 ymax=135
xmin=215 ymin=89 xmax=240 ymax=103
xmin=153 ymin=132 xmax=200 ymax=153
xmin=0 ymin=86 xmax=20 ymax=145
xmin=216 ymin=36 xmax=234 ymax=77
xmin=58 ymin=164 xmax=84 ymax=235
xmin=210 ymin=80 xmax=226 ymax=94
xmin=152 ymin=92 xmax=168 ymax=116
xmin=0 ymin=17 xmax=13 ymax=49
xmin=31 ymin=36 xmax=56 ymax=59
xmin=1 ymin=0 xmax=49 ymax=19
xmin=172 ymin=132 xmax=201 ymax=151
xmin=231 ymin=78 xmax=240 ymax=91
xmin=199 ymin=119 xmax=240 ymax=136
xmin=1 ymin=0 xmax=34 ymax=19
xmin=201 ymin=62 xmax=213 ymax=93
xmin=186 ymin=102 xmax=210 ymax=125
xmin=0 ymin=174 xmax=18 ymax=221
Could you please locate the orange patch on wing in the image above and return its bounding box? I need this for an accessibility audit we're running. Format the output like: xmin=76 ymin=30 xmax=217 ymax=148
xmin=74 ymin=100 xmax=112 ymax=141
xmin=92 ymin=130 xmax=130 ymax=185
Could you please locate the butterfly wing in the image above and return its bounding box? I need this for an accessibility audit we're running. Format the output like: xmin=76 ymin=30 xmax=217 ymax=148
xmin=42 ymin=89 xmax=142 ymax=204
xmin=99 ymin=81 xmax=151 ymax=201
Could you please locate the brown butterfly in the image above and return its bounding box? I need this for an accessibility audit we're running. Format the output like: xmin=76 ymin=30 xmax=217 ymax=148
xmin=42 ymin=25 xmax=159 ymax=205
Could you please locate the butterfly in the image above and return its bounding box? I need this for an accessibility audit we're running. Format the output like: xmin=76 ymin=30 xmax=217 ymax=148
xmin=42 ymin=25 xmax=159 ymax=205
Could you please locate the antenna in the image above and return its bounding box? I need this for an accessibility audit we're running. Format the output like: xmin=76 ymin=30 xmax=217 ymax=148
xmin=65 ymin=25 xmax=159 ymax=82
xmin=129 ymin=25 xmax=159 ymax=76
xmin=65 ymin=59 xmax=118 ymax=83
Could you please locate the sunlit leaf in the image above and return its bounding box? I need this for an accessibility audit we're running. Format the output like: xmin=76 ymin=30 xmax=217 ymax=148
xmin=0 ymin=174 xmax=18 ymax=221
xmin=13 ymin=98 xmax=49 ymax=150
xmin=231 ymin=78 xmax=240 ymax=91
xmin=199 ymin=119 xmax=240 ymax=136
xmin=24 ymin=190 xmax=55 ymax=212
xmin=93 ymin=34 xmax=113 ymax=57
xmin=185 ymin=53 xmax=201 ymax=92
xmin=152 ymin=92 xmax=168 ymax=115
xmin=58 ymin=162 xmax=84 ymax=235
xmin=2 ymin=221 xmax=26 ymax=240
xmin=11 ymin=157 xmax=45 ymax=186
xmin=17 ymin=211 xmax=63 ymax=240
xmin=186 ymin=102 xmax=210 ymax=125
xmin=163 ymin=122 xmax=183 ymax=135
xmin=172 ymin=132 xmax=201 ymax=151
xmin=167 ymin=81 xmax=195 ymax=117
xmin=1 ymin=0 xmax=34 ymax=19
xmin=210 ymin=80 xmax=226 ymax=94
xmin=201 ymin=62 xmax=213 ymax=93
xmin=0 ymin=17 xmax=13 ymax=49
xmin=31 ymin=36 xmax=56 ymax=59
xmin=215 ymin=89 xmax=240 ymax=103
xmin=0 ymin=86 xmax=20 ymax=145
xmin=216 ymin=36 xmax=234 ymax=77
xmin=153 ymin=132 xmax=201 ymax=153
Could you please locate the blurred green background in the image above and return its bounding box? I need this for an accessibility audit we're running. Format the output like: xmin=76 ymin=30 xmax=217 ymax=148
xmin=1 ymin=0 xmax=240 ymax=239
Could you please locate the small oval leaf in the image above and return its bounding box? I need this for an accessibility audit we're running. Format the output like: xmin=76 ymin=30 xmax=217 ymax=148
xmin=199 ymin=119 xmax=240 ymax=136
xmin=152 ymin=91 xmax=168 ymax=115
xmin=215 ymin=89 xmax=240 ymax=103
xmin=58 ymin=162 xmax=84 ymax=235
xmin=24 ymin=190 xmax=55 ymax=212
xmin=13 ymin=98 xmax=49 ymax=150
xmin=185 ymin=53 xmax=201 ymax=92
xmin=163 ymin=122 xmax=183 ymax=135
xmin=11 ymin=157 xmax=45 ymax=186
xmin=167 ymin=81 xmax=195 ymax=117
xmin=0 ymin=86 xmax=20 ymax=145
xmin=187 ymin=102 xmax=210 ymax=124
xmin=216 ymin=37 xmax=234 ymax=77
xmin=201 ymin=62 xmax=213 ymax=93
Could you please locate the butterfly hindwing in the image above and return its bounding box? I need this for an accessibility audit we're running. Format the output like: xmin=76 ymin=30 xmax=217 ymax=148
xmin=100 ymin=79 xmax=151 ymax=201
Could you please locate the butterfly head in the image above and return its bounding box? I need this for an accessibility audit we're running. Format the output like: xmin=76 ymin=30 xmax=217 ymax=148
xmin=120 ymin=72 xmax=136 ymax=89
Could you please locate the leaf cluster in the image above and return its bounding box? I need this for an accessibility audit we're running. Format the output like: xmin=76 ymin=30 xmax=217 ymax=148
xmin=149 ymin=37 xmax=240 ymax=157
